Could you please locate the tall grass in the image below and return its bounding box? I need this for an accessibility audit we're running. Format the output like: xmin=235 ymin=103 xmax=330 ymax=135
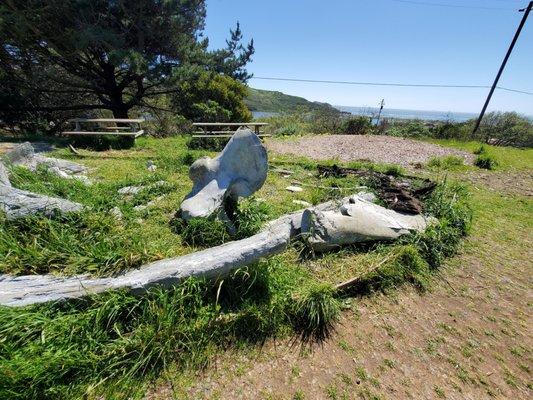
xmin=0 ymin=166 xmax=180 ymax=276
xmin=0 ymin=141 xmax=472 ymax=398
xmin=0 ymin=259 xmax=336 ymax=399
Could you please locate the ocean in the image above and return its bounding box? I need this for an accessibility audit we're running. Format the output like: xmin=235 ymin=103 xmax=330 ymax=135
xmin=252 ymin=108 xmax=479 ymax=122
xmin=335 ymin=106 xmax=478 ymax=122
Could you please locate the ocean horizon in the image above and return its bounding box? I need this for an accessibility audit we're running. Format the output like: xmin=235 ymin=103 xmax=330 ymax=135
xmin=335 ymin=106 xmax=478 ymax=122
xmin=252 ymin=107 xmax=532 ymax=122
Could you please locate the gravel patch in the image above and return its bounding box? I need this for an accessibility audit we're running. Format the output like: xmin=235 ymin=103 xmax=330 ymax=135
xmin=266 ymin=135 xmax=474 ymax=167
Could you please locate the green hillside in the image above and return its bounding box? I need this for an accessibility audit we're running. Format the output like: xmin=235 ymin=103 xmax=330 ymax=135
xmin=245 ymin=87 xmax=339 ymax=113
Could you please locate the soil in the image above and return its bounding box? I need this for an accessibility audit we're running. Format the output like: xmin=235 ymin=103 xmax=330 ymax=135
xmin=460 ymin=170 xmax=533 ymax=197
xmin=266 ymin=135 xmax=475 ymax=167
xmin=147 ymin=170 xmax=532 ymax=400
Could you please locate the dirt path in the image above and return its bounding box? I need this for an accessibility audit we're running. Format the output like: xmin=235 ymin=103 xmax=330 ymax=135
xmin=148 ymin=172 xmax=532 ymax=400
xmin=266 ymin=135 xmax=475 ymax=167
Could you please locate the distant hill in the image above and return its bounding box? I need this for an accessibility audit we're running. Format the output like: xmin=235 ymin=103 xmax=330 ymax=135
xmin=245 ymin=88 xmax=339 ymax=113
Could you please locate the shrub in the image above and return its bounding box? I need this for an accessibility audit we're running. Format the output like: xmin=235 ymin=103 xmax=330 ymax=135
xmin=342 ymin=116 xmax=372 ymax=135
xmin=431 ymin=121 xmax=470 ymax=140
xmin=383 ymin=120 xmax=430 ymax=138
xmin=145 ymin=113 xmax=193 ymax=137
xmin=407 ymin=181 xmax=472 ymax=269
xmin=287 ymin=282 xmax=340 ymax=342
xmin=275 ymin=123 xmax=299 ymax=136
xmin=473 ymin=144 xmax=487 ymax=155
xmin=474 ymin=154 xmax=498 ymax=170
xmin=187 ymin=136 xmax=227 ymax=151
xmin=383 ymin=164 xmax=405 ymax=177
xmin=172 ymin=198 xmax=271 ymax=247
xmin=230 ymin=198 xmax=271 ymax=239
xmin=171 ymin=73 xmax=252 ymax=123
xmin=260 ymin=112 xmax=308 ymax=136
xmin=476 ymin=111 xmax=533 ymax=147
xmin=309 ymin=109 xmax=344 ymax=134
xmin=427 ymin=156 xmax=464 ymax=170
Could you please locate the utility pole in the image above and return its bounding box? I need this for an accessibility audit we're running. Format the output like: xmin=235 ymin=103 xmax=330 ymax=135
xmin=376 ymin=99 xmax=385 ymax=126
xmin=472 ymin=1 xmax=532 ymax=138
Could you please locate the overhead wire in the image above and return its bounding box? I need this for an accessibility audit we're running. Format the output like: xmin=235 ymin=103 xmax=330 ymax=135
xmin=250 ymin=76 xmax=533 ymax=95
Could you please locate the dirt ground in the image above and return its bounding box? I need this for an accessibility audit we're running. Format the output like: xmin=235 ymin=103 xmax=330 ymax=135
xmin=147 ymin=172 xmax=532 ymax=399
xmin=266 ymin=135 xmax=474 ymax=167
xmin=461 ymin=170 xmax=533 ymax=197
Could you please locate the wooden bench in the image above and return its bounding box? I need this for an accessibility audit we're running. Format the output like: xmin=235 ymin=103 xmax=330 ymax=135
xmin=62 ymin=118 xmax=145 ymax=138
xmin=192 ymin=122 xmax=270 ymax=138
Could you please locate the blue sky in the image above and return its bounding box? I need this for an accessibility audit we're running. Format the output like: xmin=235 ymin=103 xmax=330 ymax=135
xmin=204 ymin=0 xmax=532 ymax=114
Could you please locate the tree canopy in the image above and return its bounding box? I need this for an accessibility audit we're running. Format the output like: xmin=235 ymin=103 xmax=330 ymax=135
xmin=0 ymin=0 xmax=254 ymax=123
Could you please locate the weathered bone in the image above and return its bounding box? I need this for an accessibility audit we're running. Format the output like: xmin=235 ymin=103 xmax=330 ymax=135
xmin=0 ymin=160 xmax=83 ymax=220
xmin=180 ymin=129 xmax=268 ymax=220
xmin=3 ymin=142 xmax=89 ymax=183
xmin=301 ymin=196 xmax=432 ymax=251
xmin=0 ymin=195 xmax=351 ymax=307
xmin=0 ymin=193 xmax=435 ymax=307
xmin=0 ymin=161 xmax=10 ymax=186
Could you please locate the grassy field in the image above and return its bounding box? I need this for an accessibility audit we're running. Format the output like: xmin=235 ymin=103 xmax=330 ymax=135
xmin=1 ymin=134 xmax=526 ymax=399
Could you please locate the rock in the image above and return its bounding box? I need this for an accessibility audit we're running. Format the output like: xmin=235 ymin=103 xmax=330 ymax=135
xmin=292 ymin=200 xmax=312 ymax=207
xmin=110 ymin=206 xmax=123 ymax=220
xmin=286 ymin=185 xmax=303 ymax=193
xmin=147 ymin=160 xmax=157 ymax=172
xmin=0 ymin=161 xmax=11 ymax=187
xmin=2 ymin=142 xmax=89 ymax=183
xmin=0 ymin=185 xmax=83 ymax=220
xmin=301 ymin=196 xmax=432 ymax=252
xmin=133 ymin=205 xmax=147 ymax=212
xmin=180 ymin=128 xmax=268 ymax=220
xmin=118 ymin=185 xmax=143 ymax=195
xmin=118 ymin=181 xmax=167 ymax=196
xmin=146 ymin=195 xmax=166 ymax=207
xmin=272 ymin=167 xmax=294 ymax=175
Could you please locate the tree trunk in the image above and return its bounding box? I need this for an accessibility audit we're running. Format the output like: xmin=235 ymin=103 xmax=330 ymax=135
xmin=111 ymin=104 xmax=135 ymax=148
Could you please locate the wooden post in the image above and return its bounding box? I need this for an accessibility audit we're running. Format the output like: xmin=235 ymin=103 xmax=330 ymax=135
xmin=472 ymin=1 xmax=532 ymax=138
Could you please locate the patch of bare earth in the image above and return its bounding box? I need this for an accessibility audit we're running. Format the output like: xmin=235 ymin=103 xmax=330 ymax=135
xmin=460 ymin=170 xmax=533 ymax=197
xmin=147 ymin=172 xmax=532 ymax=400
xmin=266 ymin=135 xmax=475 ymax=167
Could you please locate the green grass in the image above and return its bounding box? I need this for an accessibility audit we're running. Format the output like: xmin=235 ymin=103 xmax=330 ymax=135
xmin=0 ymin=136 xmax=474 ymax=399
xmin=428 ymin=139 xmax=533 ymax=170
xmin=427 ymin=155 xmax=465 ymax=171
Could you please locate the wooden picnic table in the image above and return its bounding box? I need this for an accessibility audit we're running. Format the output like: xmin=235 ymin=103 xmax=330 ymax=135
xmin=62 ymin=118 xmax=145 ymax=138
xmin=192 ymin=122 xmax=270 ymax=138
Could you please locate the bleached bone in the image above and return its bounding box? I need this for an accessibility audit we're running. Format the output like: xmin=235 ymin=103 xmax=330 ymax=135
xmin=0 ymin=160 xmax=83 ymax=220
xmin=301 ymin=196 xmax=432 ymax=252
xmin=3 ymin=142 xmax=89 ymax=182
xmin=180 ymin=129 xmax=268 ymax=220
xmin=0 ymin=161 xmax=10 ymax=186
xmin=0 ymin=193 xmax=434 ymax=307
xmin=0 ymin=195 xmax=351 ymax=307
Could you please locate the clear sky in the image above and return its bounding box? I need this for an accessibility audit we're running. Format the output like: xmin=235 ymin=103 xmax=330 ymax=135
xmin=204 ymin=0 xmax=532 ymax=114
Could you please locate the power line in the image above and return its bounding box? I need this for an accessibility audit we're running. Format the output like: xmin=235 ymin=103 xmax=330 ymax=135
xmin=250 ymin=76 xmax=533 ymax=95
xmin=387 ymin=0 xmax=516 ymax=11
xmin=473 ymin=1 xmax=533 ymax=134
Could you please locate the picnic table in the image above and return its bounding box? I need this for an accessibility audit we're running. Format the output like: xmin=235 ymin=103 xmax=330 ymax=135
xmin=62 ymin=118 xmax=145 ymax=138
xmin=192 ymin=122 xmax=270 ymax=138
